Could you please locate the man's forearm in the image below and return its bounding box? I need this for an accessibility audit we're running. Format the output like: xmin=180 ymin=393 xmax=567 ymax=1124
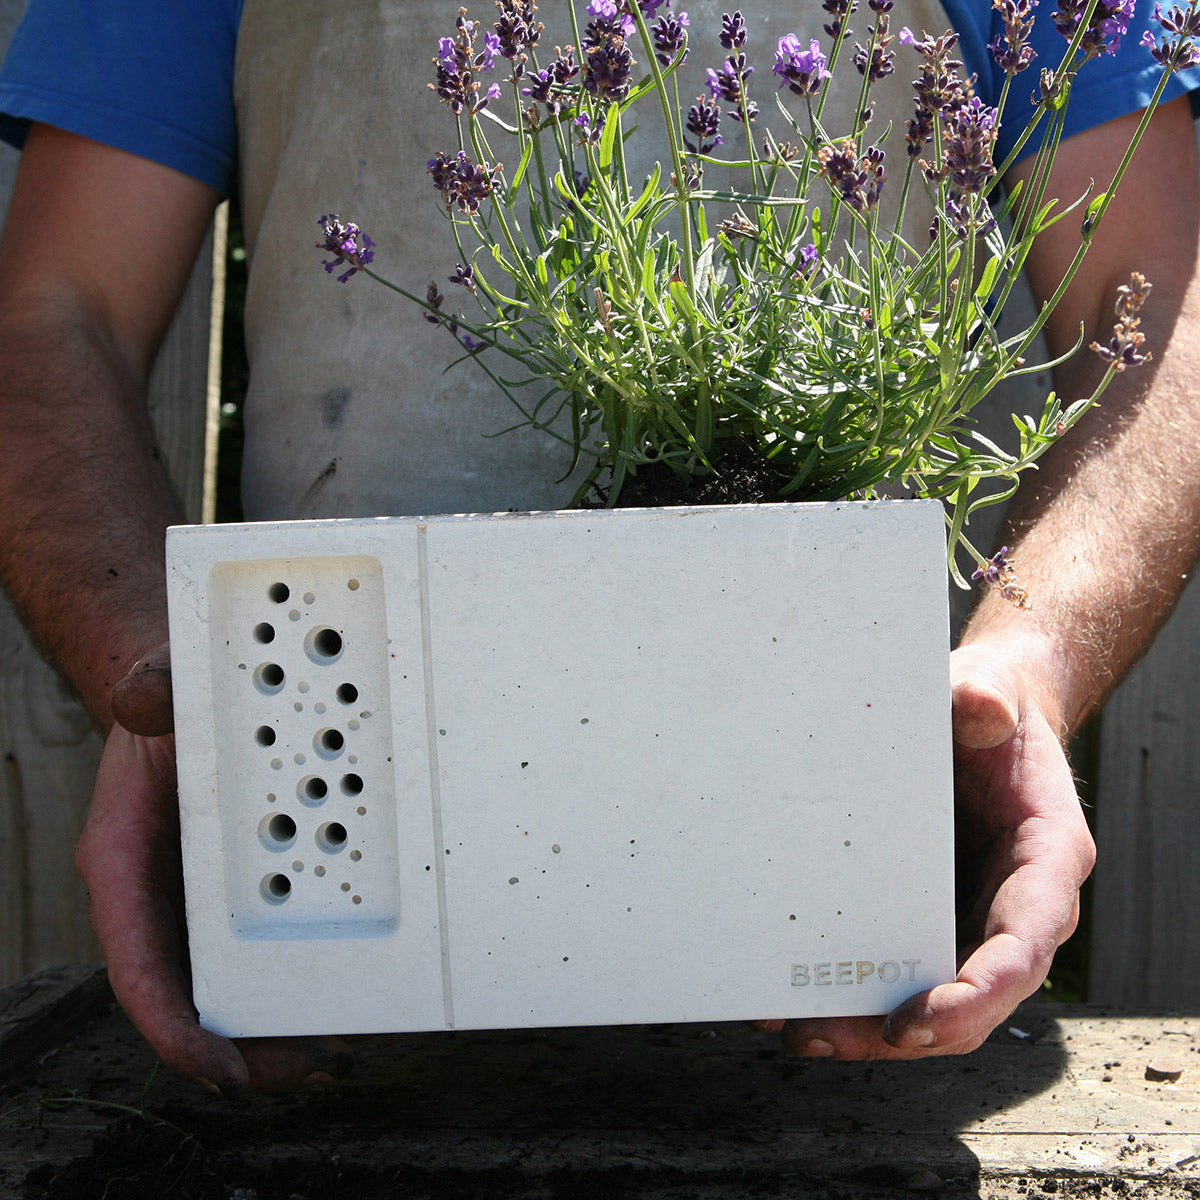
xmin=960 ymin=101 xmax=1200 ymax=738
xmin=0 ymin=294 xmax=183 ymax=727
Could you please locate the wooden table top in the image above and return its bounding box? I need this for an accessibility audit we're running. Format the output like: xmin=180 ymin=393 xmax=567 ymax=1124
xmin=2 ymin=965 xmax=1197 ymax=1199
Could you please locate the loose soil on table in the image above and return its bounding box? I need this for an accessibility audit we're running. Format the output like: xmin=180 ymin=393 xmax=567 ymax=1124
xmin=25 ymin=1113 xmax=1198 ymax=1200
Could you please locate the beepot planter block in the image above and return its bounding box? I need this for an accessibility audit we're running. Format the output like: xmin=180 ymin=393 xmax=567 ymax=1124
xmin=167 ymin=500 xmax=956 ymax=1038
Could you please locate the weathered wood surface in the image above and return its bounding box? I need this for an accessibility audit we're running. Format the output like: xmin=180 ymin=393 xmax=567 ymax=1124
xmin=1089 ymin=572 xmax=1200 ymax=1007
xmin=0 ymin=0 xmax=222 ymax=987
xmin=1 ymin=967 xmax=1198 ymax=1199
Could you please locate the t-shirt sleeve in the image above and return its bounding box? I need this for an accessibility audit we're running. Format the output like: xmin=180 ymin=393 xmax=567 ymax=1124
xmin=0 ymin=0 xmax=242 ymax=196
xmin=942 ymin=1 xmax=1200 ymax=162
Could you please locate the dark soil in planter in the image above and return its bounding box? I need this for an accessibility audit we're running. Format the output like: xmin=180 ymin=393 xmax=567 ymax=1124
xmin=593 ymin=439 xmax=793 ymax=508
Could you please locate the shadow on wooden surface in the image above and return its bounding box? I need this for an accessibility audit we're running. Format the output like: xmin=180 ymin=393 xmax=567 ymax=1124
xmin=1 ymin=966 xmax=1198 ymax=1199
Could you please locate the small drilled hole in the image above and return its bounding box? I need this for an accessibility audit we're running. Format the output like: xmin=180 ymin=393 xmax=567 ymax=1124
xmin=253 ymin=622 xmax=275 ymax=644
xmin=298 ymin=776 xmax=328 ymax=805
xmin=341 ymin=773 xmax=364 ymax=796
xmin=268 ymin=583 xmax=290 ymax=603
xmin=254 ymin=725 xmax=276 ymax=747
xmin=254 ymin=662 xmax=285 ymax=694
xmin=317 ymin=822 xmax=348 ymax=853
xmin=336 ymin=683 xmax=358 ymax=705
xmin=305 ymin=626 xmax=343 ymax=664
xmin=261 ymin=873 xmax=291 ymax=903
xmin=314 ymin=727 xmax=344 ymax=758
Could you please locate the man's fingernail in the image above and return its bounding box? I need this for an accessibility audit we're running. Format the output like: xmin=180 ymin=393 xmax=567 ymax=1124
xmin=303 ymin=1071 xmax=337 ymax=1087
xmin=800 ymin=1038 xmax=836 ymax=1058
xmin=195 ymin=1077 xmax=224 ymax=1097
xmin=894 ymin=1026 xmax=936 ymax=1048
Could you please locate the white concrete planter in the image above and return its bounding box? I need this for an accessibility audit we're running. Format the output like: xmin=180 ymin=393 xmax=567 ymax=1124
xmin=167 ymin=500 xmax=955 ymax=1038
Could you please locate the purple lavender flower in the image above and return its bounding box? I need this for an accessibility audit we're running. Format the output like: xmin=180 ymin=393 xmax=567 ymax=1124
xmin=853 ymin=11 xmax=895 ymax=81
xmin=773 ymin=34 xmax=830 ymax=97
xmin=943 ymin=95 xmax=999 ymax=193
xmin=583 ymin=29 xmax=635 ymax=101
xmin=521 ymin=65 xmax=559 ymax=108
xmin=708 ymin=53 xmax=757 ymax=121
xmin=720 ymin=10 xmax=749 ymax=48
xmin=972 ymin=546 xmax=1015 ymax=585
xmin=449 ymin=262 xmax=477 ymax=292
xmin=1090 ymin=272 xmax=1153 ymax=370
xmin=936 ymin=191 xmax=999 ymax=238
xmin=574 ymin=112 xmax=602 ymax=146
xmin=707 ymin=60 xmax=740 ymax=101
xmin=462 ymin=334 xmax=487 ymax=353
xmin=638 ymin=0 xmax=670 ymax=16
xmin=433 ymin=13 xmax=504 ymax=114
xmin=427 ymin=150 xmax=504 ymax=213
xmin=685 ymin=94 xmax=723 ymax=153
xmin=652 ymin=9 xmax=690 ymax=64
xmin=822 ymin=0 xmax=858 ymax=39
xmin=817 ymin=139 xmax=885 ymax=211
xmin=989 ymin=0 xmax=1038 ymax=74
xmin=586 ymin=0 xmax=635 ymax=40
xmin=493 ymin=0 xmax=541 ymax=62
xmin=553 ymin=46 xmax=580 ymax=81
xmin=317 ymin=214 xmax=375 ymax=283
xmin=901 ymin=28 xmax=967 ymax=158
xmin=1053 ymin=0 xmax=1136 ymax=56
xmin=794 ymin=242 xmax=820 ymax=277
xmin=1142 ymin=3 xmax=1200 ymax=69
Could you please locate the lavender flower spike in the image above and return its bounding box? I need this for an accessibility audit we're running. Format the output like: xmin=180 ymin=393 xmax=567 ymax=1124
xmin=773 ymin=34 xmax=829 ymax=97
xmin=317 ymin=214 xmax=375 ymax=283
xmin=652 ymin=9 xmax=690 ymax=65
xmin=989 ymin=0 xmax=1038 ymax=75
xmin=1052 ymin=0 xmax=1136 ymax=56
xmin=1142 ymin=3 xmax=1200 ymax=70
xmin=685 ymin=94 xmax=723 ymax=153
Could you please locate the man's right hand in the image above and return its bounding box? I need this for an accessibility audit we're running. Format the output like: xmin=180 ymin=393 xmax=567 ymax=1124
xmin=76 ymin=648 xmax=355 ymax=1092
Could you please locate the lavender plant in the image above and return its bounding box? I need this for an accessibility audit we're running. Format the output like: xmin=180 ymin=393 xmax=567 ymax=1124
xmin=317 ymin=0 xmax=1200 ymax=594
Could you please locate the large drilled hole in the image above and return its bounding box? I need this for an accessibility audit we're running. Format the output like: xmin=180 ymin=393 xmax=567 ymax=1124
xmin=304 ymin=626 xmax=343 ymax=664
xmin=259 ymin=812 xmax=297 ymax=849
xmin=253 ymin=622 xmax=276 ymax=644
xmin=254 ymin=662 xmax=285 ymax=694
xmin=298 ymin=775 xmax=328 ymax=805
xmin=268 ymin=582 xmax=290 ymax=604
xmin=314 ymin=727 xmax=344 ymax=759
xmin=336 ymin=683 xmax=359 ymax=705
xmin=341 ymin=773 xmax=364 ymax=796
xmin=254 ymin=725 xmax=277 ymax=747
xmin=260 ymin=873 xmax=292 ymax=903
xmin=317 ymin=822 xmax=348 ymax=853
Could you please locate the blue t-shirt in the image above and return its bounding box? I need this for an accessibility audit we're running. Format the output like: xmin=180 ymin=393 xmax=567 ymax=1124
xmin=0 ymin=0 xmax=1195 ymax=195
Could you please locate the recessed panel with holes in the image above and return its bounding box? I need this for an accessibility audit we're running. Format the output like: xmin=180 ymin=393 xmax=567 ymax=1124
xmin=168 ymin=503 xmax=956 ymax=1038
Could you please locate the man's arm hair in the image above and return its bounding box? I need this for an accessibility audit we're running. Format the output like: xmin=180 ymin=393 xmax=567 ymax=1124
xmin=960 ymin=95 xmax=1200 ymax=738
xmin=0 ymin=124 xmax=220 ymax=727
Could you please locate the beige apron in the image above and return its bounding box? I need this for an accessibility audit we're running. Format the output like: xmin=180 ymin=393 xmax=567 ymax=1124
xmin=234 ymin=0 xmax=952 ymax=519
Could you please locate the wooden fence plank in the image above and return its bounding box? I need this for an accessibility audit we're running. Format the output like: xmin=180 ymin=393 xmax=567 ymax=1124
xmin=0 ymin=0 xmax=223 ymax=985
xmin=1088 ymin=575 xmax=1200 ymax=1007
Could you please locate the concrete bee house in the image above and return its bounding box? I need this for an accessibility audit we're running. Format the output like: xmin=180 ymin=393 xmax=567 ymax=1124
xmin=167 ymin=500 xmax=956 ymax=1037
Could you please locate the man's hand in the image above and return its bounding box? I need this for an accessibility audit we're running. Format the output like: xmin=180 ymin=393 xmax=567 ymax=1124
xmin=756 ymin=642 xmax=1094 ymax=1060
xmin=76 ymin=649 xmax=355 ymax=1092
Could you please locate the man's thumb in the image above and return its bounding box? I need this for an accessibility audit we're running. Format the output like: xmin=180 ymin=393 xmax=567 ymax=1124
xmin=109 ymin=643 xmax=174 ymax=737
